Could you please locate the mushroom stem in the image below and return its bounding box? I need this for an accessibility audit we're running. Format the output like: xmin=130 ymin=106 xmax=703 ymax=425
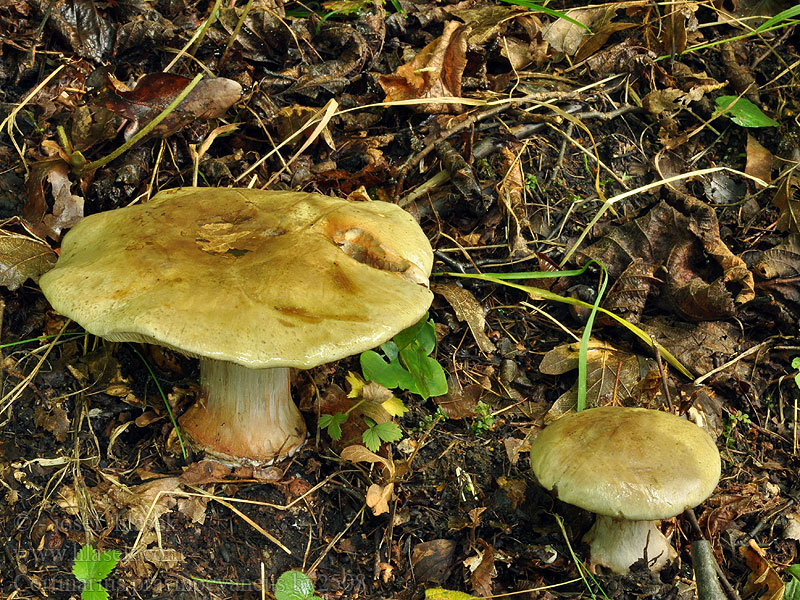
xmin=179 ymin=359 xmax=307 ymax=465
xmin=583 ymin=515 xmax=677 ymax=574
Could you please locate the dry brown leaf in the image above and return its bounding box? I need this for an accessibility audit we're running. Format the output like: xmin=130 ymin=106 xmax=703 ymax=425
xmin=745 ymin=134 xmax=773 ymax=188
xmin=366 ymin=481 xmax=393 ymax=516
xmin=502 ymin=436 xmax=530 ymax=465
xmin=466 ymin=539 xmax=496 ymax=598
xmin=41 ymin=163 xmax=84 ymax=237
xmin=543 ymin=7 xmax=607 ymax=55
xmin=378 ymin=21 xmax=470 ymax=113
xmin=0 ymin=228 xmax=58 ymax=290
xmin=540 ymin=339 xmax=653 ymax=419
xmin=33 ymin=405 xmax=70 ymax=442
xmin=433 ymin=282 xmax=495 ymax=353
xmin=340 ymin=444 xmax=395 ymax=477
xmin=773 ymin=173 xmax=800 ymax=233
xmin=498 ymin=145 xmax=532 ymax=258
xmin=643 ymin=317 xmax=740 ymax=378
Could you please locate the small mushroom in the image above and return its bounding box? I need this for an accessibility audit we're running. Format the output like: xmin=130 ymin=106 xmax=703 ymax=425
xmin=530 ymin=406 xmax=720 ymax=573
xmin=40 ymin=187 xmax=434 ymax=465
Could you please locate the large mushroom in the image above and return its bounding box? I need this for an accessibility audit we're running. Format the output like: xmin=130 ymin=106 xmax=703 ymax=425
xmin=530 ymin=406 xmax=720 ymax=573
xmin=40 ymin=187 xmax=434 ymax=465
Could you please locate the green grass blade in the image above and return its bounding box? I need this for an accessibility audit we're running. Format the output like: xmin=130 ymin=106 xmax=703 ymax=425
xmin=440 ymin=271 xmax=693 ymax=379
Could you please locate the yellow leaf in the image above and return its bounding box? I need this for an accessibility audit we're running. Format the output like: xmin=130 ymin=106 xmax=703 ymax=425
xmin=424 ymin=589 xmax=478 ymax=600
xmin=382 ymin=396 xmax=408 ymax=417
xmin=346 ymin=371 xmax=365 ymax=398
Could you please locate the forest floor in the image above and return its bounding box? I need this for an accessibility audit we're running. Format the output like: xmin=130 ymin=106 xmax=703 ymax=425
xmin=1 ymin=0 xmax=799 ymax=599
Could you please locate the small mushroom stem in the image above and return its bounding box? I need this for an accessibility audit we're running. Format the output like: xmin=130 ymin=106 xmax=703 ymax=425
xmin=583 ymin=515 xmax=677 ymax=574
xmin=179 ymin=359 xmax=307 ymax=465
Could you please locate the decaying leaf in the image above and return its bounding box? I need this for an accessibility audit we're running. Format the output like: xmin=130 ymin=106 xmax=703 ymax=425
xmin=753 ymin=234 xmax=800 ymax=279
xmin=497 ymin=145 xmax=532 ymax=258
xmin=445 ymin=4 xmax=548 ymax=70
xmin=580 ymin=199 xmax=754 ymax=321
xmin=539 ymin=339 xmax=654 ymax=419
xmin=740 ymin=540 xmax=784 ymax=600
xmin=433 ymin=282 xmax=495 ymax=353
xmin=412 ymin=539 xmax=457 ymax=584
xmin=0 ymin=225 xmax=58 ymax=290
xmin=98 ymin=72 xmax=242 ymax=139
xmin=465 ymin=539 xmax=495 ymax=598
xmin=41 ymin=162 xmax=84 ymax=237
xmin=542 ymin=7 xmax=608 ymax=56
xmin=434 ymin=376 xmax=484 ymax=420
xmin=773 ymin=172 xmax=800 ymax=233
xmin=379 ymin=21 xmax=470 ymax=113
xmin=642 ymin=317 xmax=740 ymax=378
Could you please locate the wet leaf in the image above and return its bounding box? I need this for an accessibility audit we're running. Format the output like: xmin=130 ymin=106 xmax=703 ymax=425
xmin=379 ymin=21 xmax=470 ymax=113
xmin=412 ymin=539 xmax=457 ymax=584
xmin=33 ymin=0 xmax=115 ymax=62
xmin=0 ymin=226 xmax=58 ymax=290
xmin=98 ymin=73 xmax=242 ymax=139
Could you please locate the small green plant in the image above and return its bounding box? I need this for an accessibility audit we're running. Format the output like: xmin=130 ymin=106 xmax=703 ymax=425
xmin=524 ymin=173 xmax=541 ymax=193
xmin=785 ymin=564 xmax=800 ymax=600
xmin=319 ymin=314 xmax=446 ymax=451
xmin=360 ymin=312 xmax=448 ymax=400
xmin=470 ymin=400 xmax=495 ymax=435
xmin=792 ymin=357 xmax=800 ymax=389
xmin=415 ymin=406 xmax=448 ymax=432
xmin=723 ymin=409 xmax=752 ymax=445
xmin=319 ymin=372 xmax=406 ymax=451
xmin=714 ymin=96 xmax=779 ymax=128
xmin=72 ymin=544 xmax=120 ymax=600
xmin=275 ymin=570 xmax=321 ymax=600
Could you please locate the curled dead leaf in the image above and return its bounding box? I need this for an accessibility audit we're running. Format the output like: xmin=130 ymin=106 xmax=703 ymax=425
xmin=379 ymin=21 xmax=470 ymax=113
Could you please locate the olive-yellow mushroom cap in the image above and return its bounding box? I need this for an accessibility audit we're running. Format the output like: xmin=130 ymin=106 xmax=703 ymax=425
xmin=39 ymin=187 xmax=434 ymax=368
xmin=531 ymin=406 xmax=720 ymax=521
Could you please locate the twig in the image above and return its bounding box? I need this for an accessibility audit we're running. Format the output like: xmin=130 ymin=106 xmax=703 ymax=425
xmin=691 ymin=540 xmax=726 ymax=600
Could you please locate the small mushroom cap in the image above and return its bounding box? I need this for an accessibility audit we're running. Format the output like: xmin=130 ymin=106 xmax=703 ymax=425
xmin=530 ymin=406 xmax=720 ymax=521
xmin=40 ymin=187 xmax=434 ymax=368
